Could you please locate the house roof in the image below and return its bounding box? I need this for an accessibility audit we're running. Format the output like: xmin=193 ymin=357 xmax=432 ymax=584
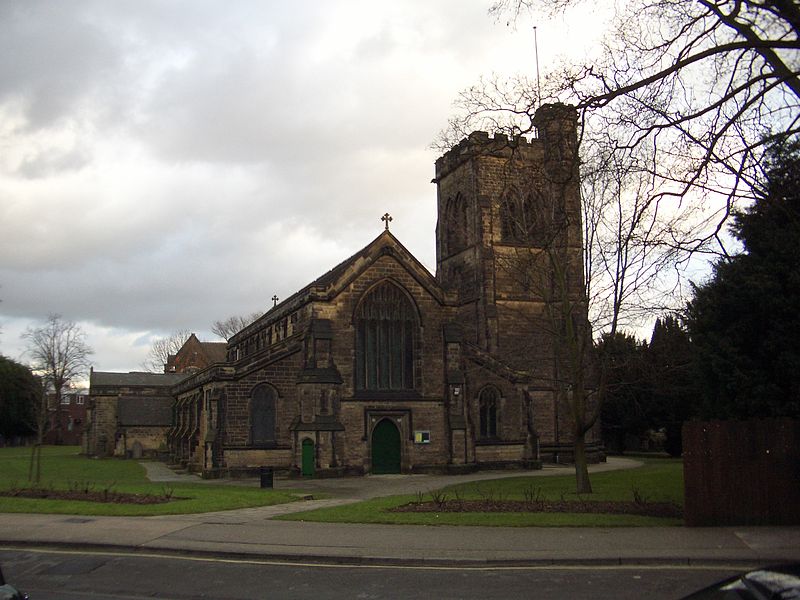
xmin=200 ymin=341 xmax=227 ymax=363
xmin=117 ymin=396 xmax=174 ymax=426
xmin=90 ymin=371 xmax=189 ymax=388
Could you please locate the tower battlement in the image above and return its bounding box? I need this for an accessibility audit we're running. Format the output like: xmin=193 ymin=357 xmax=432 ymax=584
xmin=435 ymin=103 xmax=578 ymax=181
xmin=435 ymin=131 xmax=538 ymax=181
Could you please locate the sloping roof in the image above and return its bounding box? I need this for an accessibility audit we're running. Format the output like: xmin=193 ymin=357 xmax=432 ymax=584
xmin=231 ymin=230 xmax=442 ymax=343
xmin=90 ymin=371 xmax=189 ymax=387
xmin=200 ymin=341 xmax=227 ymax=363
xmin=117 ymin=396 xmax=174 ymax=426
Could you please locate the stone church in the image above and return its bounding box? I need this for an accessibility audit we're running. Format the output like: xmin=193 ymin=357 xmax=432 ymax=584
xmin=89 ymin=103 xmax=600 ymax=476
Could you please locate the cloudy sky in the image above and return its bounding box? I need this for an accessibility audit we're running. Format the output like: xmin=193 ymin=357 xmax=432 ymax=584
xmin=0 ymin=0 xmax=605 ymax=374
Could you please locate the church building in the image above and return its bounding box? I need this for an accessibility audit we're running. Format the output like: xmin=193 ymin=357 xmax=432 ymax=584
xmin=93 ymin=103 xmax=601 ymax=476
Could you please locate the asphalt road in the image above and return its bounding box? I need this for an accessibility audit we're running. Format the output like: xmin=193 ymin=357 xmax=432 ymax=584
xmin=1 ymin=548 xmax=742 ymax=600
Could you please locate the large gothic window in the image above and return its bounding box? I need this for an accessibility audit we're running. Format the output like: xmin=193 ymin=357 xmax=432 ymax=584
xmin=355 ymin=282 xmax=416 ymax=391
xmin=479 ymin=386 xmax=499 ymax=439
xmin=251 ymin=384 xmax=277 ymax=445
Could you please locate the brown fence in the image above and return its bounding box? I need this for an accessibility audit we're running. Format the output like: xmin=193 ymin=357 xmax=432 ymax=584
xmin=683 ymin=418 xmax=800 ymax=526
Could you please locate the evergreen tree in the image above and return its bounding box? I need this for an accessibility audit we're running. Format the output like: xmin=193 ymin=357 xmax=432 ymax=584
xmin=0 ymin=355 xmax=39 ymax=440
xmin=598 ymin=332 xmax=650 ymax=453
xmin=647 ymin=316 xmax=698 ymax=455
xmin=686 ymin=141 xmax=800 ymax=419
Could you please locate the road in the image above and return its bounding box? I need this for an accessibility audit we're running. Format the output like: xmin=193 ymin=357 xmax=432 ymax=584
xmin=1 ymin=547 xmax=740 ymax=599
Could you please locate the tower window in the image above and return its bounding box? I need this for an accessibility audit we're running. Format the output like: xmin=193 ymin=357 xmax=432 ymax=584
xmin=500 ymin=193 xmax=539 ymax=243
xmin=355 ymin=281 xmax=416 ymax=390
xmin=445 ymin=193 xmax=468 ymax=254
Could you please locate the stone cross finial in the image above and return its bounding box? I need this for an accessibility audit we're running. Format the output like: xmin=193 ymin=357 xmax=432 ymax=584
xmin=381 ymin=212 xmax=393 ymax=231
xmin=272 ymin=295 xmax=279 ymax=307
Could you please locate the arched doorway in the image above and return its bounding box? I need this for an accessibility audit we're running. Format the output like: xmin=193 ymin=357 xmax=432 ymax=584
xmin=301 ymin=438 xmax=315 ymax=477
xmin=371 ymin=419 xmax=401 ymax=474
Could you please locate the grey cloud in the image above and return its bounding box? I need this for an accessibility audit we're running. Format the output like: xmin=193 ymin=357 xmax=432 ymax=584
xmin=17 ymin=145 xmax=92 ymax=179
xmin=0 ymin=2 xmax=124 ymax=130
xmin=0 ymin=0 xmax=520 ymax=370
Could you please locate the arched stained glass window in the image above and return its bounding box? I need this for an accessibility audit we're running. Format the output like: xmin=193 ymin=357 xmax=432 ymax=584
xmin=251 ymin=384 xmax=276 ymax=445
xmin=355 ymin=282 xmax=416 ymax=390
xmin=479 ymin=386 xmax=499 ymax=439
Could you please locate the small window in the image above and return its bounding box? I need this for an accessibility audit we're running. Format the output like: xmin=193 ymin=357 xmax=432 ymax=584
xmin=479 ymin=387 xmax=499 ymax=439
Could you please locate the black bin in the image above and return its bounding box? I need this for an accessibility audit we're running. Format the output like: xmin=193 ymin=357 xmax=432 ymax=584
xmin=259 ymin=466 xmax=274 ymax=489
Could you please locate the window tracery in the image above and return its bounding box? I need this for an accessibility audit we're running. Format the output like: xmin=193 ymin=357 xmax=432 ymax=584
xmin=355 ymin=282 xmax=416 ymax=390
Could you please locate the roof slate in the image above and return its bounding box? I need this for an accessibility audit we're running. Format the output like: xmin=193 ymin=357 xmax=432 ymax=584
xmin=90 ymin=371 xmax=189 ymax=387
xmin=200 ymin=342 xmax=227 ymax=364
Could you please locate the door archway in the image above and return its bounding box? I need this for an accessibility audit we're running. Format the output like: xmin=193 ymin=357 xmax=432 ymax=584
xmin=371 ymin=419 xmax=401 ymax=474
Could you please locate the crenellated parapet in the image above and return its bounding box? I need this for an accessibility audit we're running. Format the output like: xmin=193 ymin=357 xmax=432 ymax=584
xmin=435 ymin=130 xmax=538 ymax=181
xmin=435 ymin=103 xmax=578 ymax=182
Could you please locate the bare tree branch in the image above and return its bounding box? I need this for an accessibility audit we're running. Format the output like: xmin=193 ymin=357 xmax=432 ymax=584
xmin=142 ymin=330 xmax=191 ymax=373
xmin=211 ymin=312 xmax=261 ymax=341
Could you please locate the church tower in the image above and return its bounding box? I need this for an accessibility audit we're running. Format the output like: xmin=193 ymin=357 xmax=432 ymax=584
xmin=434 ymin=103 xmax=585 ymax=372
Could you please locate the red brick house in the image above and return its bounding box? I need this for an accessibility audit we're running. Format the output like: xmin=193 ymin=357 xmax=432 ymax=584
xmin=44 ymin=392 xmax=88 ymax=446
xmin=166 ymin=334 xmax=227 ymax=374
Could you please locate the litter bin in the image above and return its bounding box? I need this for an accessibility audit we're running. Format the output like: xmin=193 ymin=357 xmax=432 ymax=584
xmin=259 ymin=466 xmax=273 ymax=489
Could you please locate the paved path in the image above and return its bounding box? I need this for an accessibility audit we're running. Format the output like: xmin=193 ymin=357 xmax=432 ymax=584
xmin=139 ymin=457 xmax=645 ymax=519
xmin=1 ymin=458 xmax=798 ymax=567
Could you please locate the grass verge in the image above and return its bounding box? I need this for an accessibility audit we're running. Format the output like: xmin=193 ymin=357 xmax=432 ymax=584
xmin=0 ymin=446 xmax=301 ymax=516
xmin=277 ymin=459 xmax=684 ymax=527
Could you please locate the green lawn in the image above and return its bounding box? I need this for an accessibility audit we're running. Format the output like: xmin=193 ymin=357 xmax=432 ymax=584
xmin=278 ymin=459 xmax=684 ymax=527
xmin=0 ymin=446 xmax=301 ymax=516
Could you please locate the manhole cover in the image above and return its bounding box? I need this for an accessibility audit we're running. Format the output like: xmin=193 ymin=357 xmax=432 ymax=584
xmin=62 ymin=517 xmax=95 ymax=524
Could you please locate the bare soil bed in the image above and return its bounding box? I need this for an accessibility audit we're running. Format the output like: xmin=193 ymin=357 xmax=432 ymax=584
xmin=1 ymin=488 xmax=184 ymax=505
xmin=391 ymin=499 xmax=683 ymax=519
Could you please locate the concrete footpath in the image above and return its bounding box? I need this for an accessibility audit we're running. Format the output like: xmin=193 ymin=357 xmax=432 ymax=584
xmin=1 ymin=458 xmax=798 ymax=567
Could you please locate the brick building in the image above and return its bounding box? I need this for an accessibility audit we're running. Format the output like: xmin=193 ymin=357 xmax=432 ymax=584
xmin=166 ymin=103 xmax=601 ymax=477
xmin=43 ymin=392 xmax=88 ymax=446
xmin=165 ymin=334 xmax=226 ymax=374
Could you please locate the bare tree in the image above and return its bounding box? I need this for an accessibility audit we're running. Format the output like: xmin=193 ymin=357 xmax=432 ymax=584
xmin=22 ymin=314 xmax=93 ymax=482
xmin=449 ymin=0 xmax=799 ymax=256
xmin=581 ymin=134 xmax=698 ymax=334
xmin=211 ymin=312 xmax=260 ymax=341
xmin=142 ymin=330 xmax=191 ymax=373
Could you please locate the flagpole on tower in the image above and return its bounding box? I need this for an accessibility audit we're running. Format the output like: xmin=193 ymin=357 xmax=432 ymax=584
xmin=534 ymin=25 xmax=541 ymax=104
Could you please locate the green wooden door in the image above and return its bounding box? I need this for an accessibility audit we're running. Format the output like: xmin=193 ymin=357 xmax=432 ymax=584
xmin=301 ymin=439 xmax=315 ymax=477
xmin=371 ymin=419 xmax=401 ymax=474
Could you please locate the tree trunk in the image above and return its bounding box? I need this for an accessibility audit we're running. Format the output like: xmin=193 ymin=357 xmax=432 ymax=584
xmin=573 ymin=431 xmax=593 ymax=494
xmin=28 ymin=443 xmax=42 ymax=485
xmin=55 ymin=384 xmax=63 ymax=445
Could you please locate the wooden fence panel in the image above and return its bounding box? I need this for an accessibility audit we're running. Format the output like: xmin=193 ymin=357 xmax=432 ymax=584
xmin=683 ymin=418 xmax=800 ymax=526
